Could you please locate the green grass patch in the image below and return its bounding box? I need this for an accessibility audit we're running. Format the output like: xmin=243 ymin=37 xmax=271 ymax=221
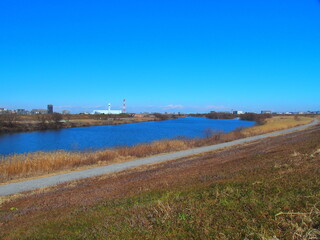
xmin=5 ymin=165 xmax=320 ymax=240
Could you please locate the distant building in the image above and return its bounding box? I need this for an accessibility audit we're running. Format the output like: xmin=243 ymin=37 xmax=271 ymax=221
xmin=62 ymin=110 xmax=70 ymax=114
xmin=304 ymin=111 xmax=320 ymax=115
xmin=92 ymin=103 xmax=122 ymax=115
xmin=0 ymin=108 xmax=13 ymax=114
xmin=232 ymin=110 xmax=244 ymax=115
xmin=261 ymin=110 xmax=272 ymax=114
xmin=92 ymin=110 xmax=122 ymax=115
xmin=31 ymin=109 xmax=48 ymax=115
xmin=47 ymin=104 xmax=53 ymax=114
xmin=17 ymin=109 xmax=30 ymax=115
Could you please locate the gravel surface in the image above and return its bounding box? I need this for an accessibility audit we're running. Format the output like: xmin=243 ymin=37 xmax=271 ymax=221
xmin=0 ymin=119 xmax=318 ymax=196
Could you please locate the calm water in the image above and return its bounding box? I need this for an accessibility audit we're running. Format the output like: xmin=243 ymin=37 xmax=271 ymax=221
xmin=0 ymin=117 xmax=255 ymax=156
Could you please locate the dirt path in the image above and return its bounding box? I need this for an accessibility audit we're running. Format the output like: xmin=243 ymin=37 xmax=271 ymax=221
xmin=0 ymin=119 xmax=318 ymax=196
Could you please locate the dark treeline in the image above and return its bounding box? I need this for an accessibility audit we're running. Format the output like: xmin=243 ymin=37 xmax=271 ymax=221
xmin=0 ymin=113 xmax=181 ymax=134
xmin=204 ymin=112 xmax=235 ymax=119
xmin=0 ymin=114 xmax=18 ymax=128
xmin=0 ymin=113 xmax=137 ymax=134
xmin=239 ymin=113 xmax=272 ymax=125
xmin=36 ymin=113 xmax=65 ymax=130
xmin=201 ymin=112 xmax=272 ymax=125
xmin=0 ymin=113 xmax=67 ymax=133
xmin=152 ymin=113 xmax=182 ymax=121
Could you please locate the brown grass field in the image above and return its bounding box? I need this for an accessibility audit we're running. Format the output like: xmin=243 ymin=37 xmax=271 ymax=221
xmin=0 ymin=119 xmax=319 ymax=239
xmin=241 ymin=116 xmax=312 ymax=136
xmin=0 ymin=116 xmax=313 ymax=184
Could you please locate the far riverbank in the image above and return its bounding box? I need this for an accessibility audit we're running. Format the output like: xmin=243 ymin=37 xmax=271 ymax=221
xmin=0 ymin=113 xmax=183 ymax=134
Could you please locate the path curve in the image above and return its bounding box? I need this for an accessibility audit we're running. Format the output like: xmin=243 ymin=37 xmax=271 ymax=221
xmin=0 ymin=119 xmax=318 ymax=196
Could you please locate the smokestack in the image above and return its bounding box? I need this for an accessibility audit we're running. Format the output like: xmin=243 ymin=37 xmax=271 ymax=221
xmin=123 ymin=98 xmax=126 ymax=113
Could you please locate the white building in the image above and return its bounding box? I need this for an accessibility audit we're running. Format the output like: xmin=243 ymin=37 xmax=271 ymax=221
xmin=92 ymin=103 xmax=122 ymax=115
xmin=232 ymin=110 xmax=244 ymax=115
xmin=261 ymin=110 xmax=272 ymax=114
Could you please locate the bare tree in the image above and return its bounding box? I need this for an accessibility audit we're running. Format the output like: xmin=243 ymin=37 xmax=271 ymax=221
xmin=50 ymin=113 xmax=63 ymax=125
xmin=0 ymin=114 xmax=18 ymax=127
xmin=36 ymin=114 xmax=48 ymax=124
xmin=36 ymin=114 xmax=50 ymax=129
xmin=64 ymin=114 xmax=71 ymax=122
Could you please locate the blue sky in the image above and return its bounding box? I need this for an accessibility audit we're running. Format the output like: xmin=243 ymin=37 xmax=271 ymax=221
xmin=0 ymin=0 xmax=319 ymax=113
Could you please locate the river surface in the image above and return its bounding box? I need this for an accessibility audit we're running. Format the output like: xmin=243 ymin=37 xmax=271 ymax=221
xmin=0 ymin=117 xmax=255 ymax=155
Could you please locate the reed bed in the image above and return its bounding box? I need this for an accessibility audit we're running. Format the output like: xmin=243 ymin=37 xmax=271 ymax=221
xmin=241 ymin=116 xmax=313 ymax=136
xmin=0 ymin=151 xmax=116 ymax=182
xmin=0 ymin=116 xmax=313 ymax=183
xmin=0 ymin=139 xmax=195 ymax=183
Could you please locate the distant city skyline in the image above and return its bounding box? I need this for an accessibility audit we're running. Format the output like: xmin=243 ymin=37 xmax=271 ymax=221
xmin=1 ymin=0 xmax=320 ymax=113
xmin=1 ymin=102 xmax=319 ymax=114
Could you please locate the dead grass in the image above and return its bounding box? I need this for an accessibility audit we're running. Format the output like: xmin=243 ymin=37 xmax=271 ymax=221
xmin=0 ymin=139 xmax=195 ymax=183
xmin=241 ymin=116 xmax=313 ymax=136
xmin=0 ymin=116 xmax=314 ymax=183
xmin=275 ymin=205 xmax=320 ymax=240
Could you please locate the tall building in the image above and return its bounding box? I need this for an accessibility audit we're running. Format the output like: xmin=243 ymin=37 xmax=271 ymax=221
xmin=47 ymin=104 xmax=53 ymax=114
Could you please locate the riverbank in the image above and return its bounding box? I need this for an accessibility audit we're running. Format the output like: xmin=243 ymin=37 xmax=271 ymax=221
xmin=1 ymin=118 xmax=319 ymax=239
xmin=0 ymin=113 xmax=183 ymax=134
xmin=0 ymin=116 xmax=313 ymax=184
xmin=0 ymin=119 xmax=317 ymax=196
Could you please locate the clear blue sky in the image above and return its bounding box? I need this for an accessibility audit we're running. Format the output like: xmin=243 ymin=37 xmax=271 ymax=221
xmin=1 ymin=0 xmax=319 ymax=113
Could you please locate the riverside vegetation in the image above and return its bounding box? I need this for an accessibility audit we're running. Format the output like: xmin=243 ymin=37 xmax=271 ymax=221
xmin=0 ymin=115 xmax=313 ymax=184
xmin=0 ymin=117 xmax=319 ymax=239
xmin=0 ymin=113 xmax=181 ymax=134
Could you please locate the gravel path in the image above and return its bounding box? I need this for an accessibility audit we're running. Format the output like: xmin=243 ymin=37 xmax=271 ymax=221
xmin=0 ymin=119 xmax=318 ymax=196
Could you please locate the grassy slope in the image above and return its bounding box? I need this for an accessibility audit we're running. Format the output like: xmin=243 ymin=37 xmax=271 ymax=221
xmin=1 ymin=125 xmax=319 ymax=239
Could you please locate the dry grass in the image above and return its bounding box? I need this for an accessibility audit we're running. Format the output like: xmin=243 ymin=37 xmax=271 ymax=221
xmin=0 ymin=150 xmax=118 ymax=182
xmin=0 ymin=139 xmax=194 ymax=183
xmin=0 ymin=116 xmax=314 ymax=183
xmin=241 ymin=116 xmax=313 ymax=136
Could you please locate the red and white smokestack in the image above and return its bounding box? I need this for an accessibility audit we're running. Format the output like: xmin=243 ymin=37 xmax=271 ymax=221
xmin=123 ymin=98 xmax=126 ymax=113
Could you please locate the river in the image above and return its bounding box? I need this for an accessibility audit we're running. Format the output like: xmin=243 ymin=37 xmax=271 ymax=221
xmin=0 ymin=117 xmax=255 ymax=155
